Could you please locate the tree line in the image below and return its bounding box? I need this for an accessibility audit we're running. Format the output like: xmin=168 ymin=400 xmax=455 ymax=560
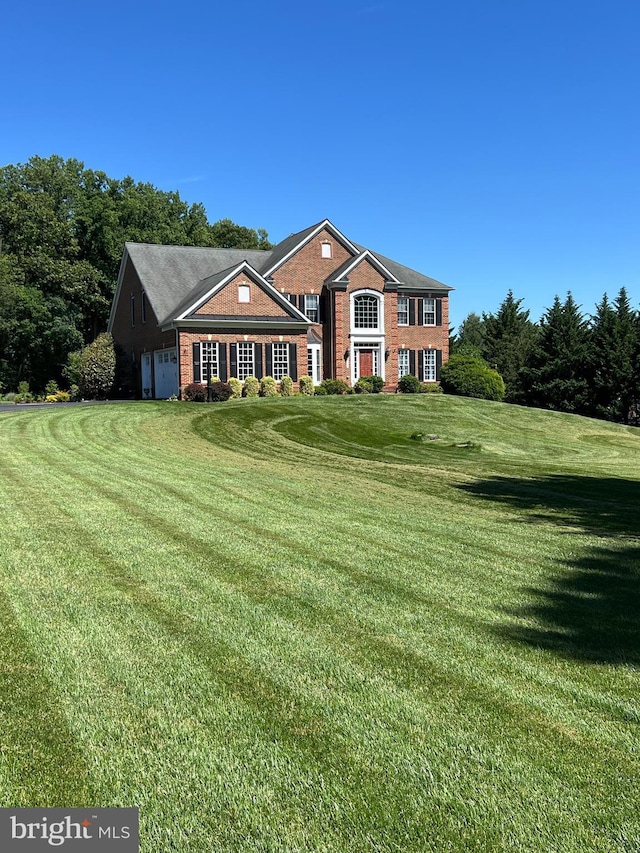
xmin=0 ymin=155 xmax=272 ymax=393
xmin=452 ymin=288 xmax=640 ymax=424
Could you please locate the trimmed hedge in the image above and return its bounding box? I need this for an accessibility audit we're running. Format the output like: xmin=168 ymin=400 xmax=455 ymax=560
xmin=183 ymin=382 xmax=207 ymax=402
xmin=440 ymin=355 xmax=505 ymax=401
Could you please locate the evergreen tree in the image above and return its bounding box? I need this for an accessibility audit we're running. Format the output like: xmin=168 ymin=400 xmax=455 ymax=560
xmin=482 ymin=290 xmax=538 ymax=403
xmin=523 ymin=293 xmax=590 ymax=414
xmin=451 ymin=312 xmax=485 ymax=357
xmin=588 ymin=288 xmax=639 ymax=423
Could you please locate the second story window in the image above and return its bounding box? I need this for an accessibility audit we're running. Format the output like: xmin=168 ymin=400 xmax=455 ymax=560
xmin=304 ymin=294 xmax=319 ymax=323
xmin=238 ymin=284 xmax=251 ymax=303
xmin=423 ymin=297 xmax=436 ymax=326
xmin=353 ymin=294 xmax=379 ymax=330
xmin=321 ymin=241 xmax=332 ymax=258
xmin=397 ymin=296 xmax=409 ymax=326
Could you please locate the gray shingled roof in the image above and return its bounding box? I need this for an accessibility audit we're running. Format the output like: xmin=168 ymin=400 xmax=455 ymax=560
xmin=124 ymin=243 xmax=274 ymax=327
xmin=353 ymin=244 xmax=450 ymax=292
xmin=121 ymin=225 xmax=451 ymax=331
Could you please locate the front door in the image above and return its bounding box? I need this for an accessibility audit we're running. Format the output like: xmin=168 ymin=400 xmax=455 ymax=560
xmin=358 ymin=349 xmax=374 ymax=378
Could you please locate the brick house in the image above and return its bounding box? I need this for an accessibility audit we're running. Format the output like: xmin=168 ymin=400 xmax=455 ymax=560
xmin=107 ymin=219 xmax=452 ymax=398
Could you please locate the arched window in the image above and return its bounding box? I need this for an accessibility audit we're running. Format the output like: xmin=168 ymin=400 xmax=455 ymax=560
xmin=353 ymin=294 xmax=379 ymax=329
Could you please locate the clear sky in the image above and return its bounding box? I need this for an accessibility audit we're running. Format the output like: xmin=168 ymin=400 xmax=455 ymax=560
xmin=2 ymin=0 xmax=638 ymax=331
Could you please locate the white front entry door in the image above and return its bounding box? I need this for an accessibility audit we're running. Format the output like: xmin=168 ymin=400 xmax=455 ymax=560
xmin=154 ymin=349 xmax=178 ymax=399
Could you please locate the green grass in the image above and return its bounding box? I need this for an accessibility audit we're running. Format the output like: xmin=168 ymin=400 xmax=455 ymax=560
xmin=1 ymin=395 xmax=639 ymax=851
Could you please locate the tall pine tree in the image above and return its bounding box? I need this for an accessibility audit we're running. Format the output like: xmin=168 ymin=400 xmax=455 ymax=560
xmin=482 ymin=290 xmax=538 ymax=403
xmin=523 ymin=293 xmax=590 ymax=414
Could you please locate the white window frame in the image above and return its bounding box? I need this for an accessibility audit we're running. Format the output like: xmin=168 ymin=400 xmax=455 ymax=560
xmin=272 ymin=342 xmax=289 ymax=381
xmin=321 ymin=241 xmax=332 ymax=258
xmin=349 ymin=290 xmax=385 ymax=385
xmin=307 ymin=343 xmax=322 ymax=385
xmin=423 ymin=297 xmax=436 ymax=326
xmin=238 ymin=284 xmax=251 ymax=303
xmin=237 ymin=342 xmax=254 ymax=380
xmin=397 ymin=296 xmax=409 ymax=326
xmin=200 ymin=341 xmax=219 ymax=383
xmin=423 ymin=349 xmax=437 ymax=382
xmin=398 ymin=349 xmax=410 ymax=378
xmin=304 ymin=293 xmax=319 ymax=323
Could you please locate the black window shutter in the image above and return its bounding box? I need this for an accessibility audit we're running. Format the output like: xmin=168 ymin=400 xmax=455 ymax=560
xmin=298 ymin=294 xmax=306 ymax=312
xmin=229 ymin=343 xmax=237 ymax=378
xmin=289 ymin=343 xmax=298 ymax=381
xmin=418 ymin=350 xmax=424 ymax=381
xmin=417 ymin=299 xmax=424 ymax=326
xmin=219 ymin=343 xmax=227 ymax=381
xmin=265 ymin=344 xmax=273 ymax=377
xmin=192 ymin=342 xmax=201 ymax=383
xmin=254 ymin=343 xmax=263 ymax=378
xmin=409 ymin=350 xmax=415 ymax=376
xmin=408 ymin=299 xmax=415 ymax=326
xmin=288 ymin=293 xmax=297 ymax=305
xmin=436 ymin=349 xmax=442 ymax=381
xmin=436 ymin=299 xmax=443 ymax=326
xmin=318 ymin=292 xmax=325 ymax=323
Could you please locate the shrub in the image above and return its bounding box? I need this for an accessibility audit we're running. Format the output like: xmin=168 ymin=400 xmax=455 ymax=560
xmin=313 ymin=385 xmax=327 ymax=396
xmin=440 ymin=355 xmax=505 ymax=401
xmin=243 ymin=376 xmax=259 ymax=397
xmin=321 ymin=379 xmax=349 ymax=395
xmin=182 ymin=382 xmax=207 ymax=402
xmin=68 ymin=384 xmax=81 ymax=402
xmin=79 ymin=333 xmax=116 ymax=399
xmin=228 ymin=377 xmax=243 ymax=399
xmin=299 ymin=375 xmax=314 ymax=396
xmin=419 ymin=382 xmax=443 ymax=394
xmin=15 ymin=382 xmax=34 ymax=403
xmin=209 ymin=381 xmax=233 ymax=402
xmin=280 ymin=375 xmax=294 ymax=397
xmin=2 ymin=393 xmax=16 ymax=403
xmin=55 ymin=391 xmax=70 ymax=402
xmin=397 ymin=374 xmax=421 ymax=394
xmin=45 ymin=380 xmax=59 ymax=397
xmin=260 ymin=376 xmax=279 ymax=397
xmin=363 ymin=375 xmax=384 ymax=393
xmin=46 ymin=395 xmax=58 ymax=403
xmin=354 ymin=377 xmax=372 ymax=394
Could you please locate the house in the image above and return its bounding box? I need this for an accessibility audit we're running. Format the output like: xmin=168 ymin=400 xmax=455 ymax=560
xmin=107 ymin=219 xmax=452 ymax=398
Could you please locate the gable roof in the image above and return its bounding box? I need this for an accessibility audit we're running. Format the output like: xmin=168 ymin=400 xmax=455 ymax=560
xmin=107 ymin=221 xmax=452 ymax=333
xmin=325 ymin=249 xmax=401 ymax=288
xmin=171 ymin=261 xmax=309 ymax=325
xmin=261 ymin=219 xmax=359 ymax=277
xmin=108 ymin=243 xmax=276 ymax=330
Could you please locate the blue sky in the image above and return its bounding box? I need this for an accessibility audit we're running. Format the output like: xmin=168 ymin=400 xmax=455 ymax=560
xmin=2 ymin=0 xmax=638 ymax=331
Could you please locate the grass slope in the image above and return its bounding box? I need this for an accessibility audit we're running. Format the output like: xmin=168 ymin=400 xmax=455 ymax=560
xmin=0 ymin=396 xmax=639 ymax=852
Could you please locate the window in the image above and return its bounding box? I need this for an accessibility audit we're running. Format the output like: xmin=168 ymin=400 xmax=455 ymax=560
xmin=304 ymin=294 xmax=319 ymax=323
xmin=238 ymin=284 xmax=251 ymax=303
xmin=398 ymin=349 xmax=410 ymax=378
xmin=423 ymin=297 xmax=436 ymax=326
xmin=141 ymin=291 xmax=147 ymax=323
xmin=353 ymin=294 xmax=379 ymax=329
xmin=237 ymin=342 xmax=254 ymax=380
xmin=307 ymin=344 xmax=321 ymax=384
xmin=397 ymin=296 xmax=409 ymax=326
xmin=423 ymin=349 xmax=437 ymax=382
xmin=130 ymin=296 xmax=135 ymax=327
xmin=200 ymin=342 xmax=218 ymax=382
xmin=321 ymin=241 xmax=332 ymax=258
xmin=272 ymin=342 xmax=289 ymax=381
